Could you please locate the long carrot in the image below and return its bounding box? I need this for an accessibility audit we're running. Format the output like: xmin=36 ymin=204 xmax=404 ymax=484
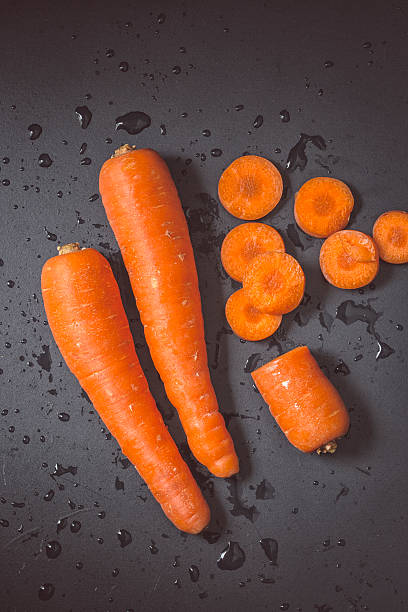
xmin=372 ymin=210 xmax=408 ymax=264
xmin=225 ymin=289 xmax=282 ymax=341
xmin=41 ymin=243 xmax=210 ymax=534
xmin=252 ymin=346 xmax=350 ymax=453
xmin=99 ymin=146 xmax=238 ymax=478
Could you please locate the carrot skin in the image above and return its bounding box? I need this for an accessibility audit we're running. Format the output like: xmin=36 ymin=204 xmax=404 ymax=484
xmin=252 ymin=346 xmax=349 ymax=452
xmin=99 ymin=148 xmax=238 ymax=477
xmin=41 ymin=247 xmax=210 ymax=534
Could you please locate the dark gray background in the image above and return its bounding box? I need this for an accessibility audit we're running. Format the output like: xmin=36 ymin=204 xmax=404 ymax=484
xmin=1 ymin=0 xmax=407 ymax=610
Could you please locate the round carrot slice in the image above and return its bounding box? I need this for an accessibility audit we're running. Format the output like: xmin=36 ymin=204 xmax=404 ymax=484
xmin=294 ymin=177 xmax=354 ymax=238
xmin=320 ymin=230 xmax=379 ymax=289
xmin=218 ymin=155 xmax=283 ymax=220
xmin=243 ymin=252 xmax=305 ymax=315
xmin=225 ymin=289 xmax=282 ymax=341
xmin=373 ymin=210 xmax=408 ymax=264
xmin=221 ymin=223 xmax=285 ymax=282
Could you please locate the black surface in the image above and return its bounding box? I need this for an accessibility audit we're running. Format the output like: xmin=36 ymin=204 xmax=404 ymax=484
xmin=1 ymin=1 xmax=407 ymax=610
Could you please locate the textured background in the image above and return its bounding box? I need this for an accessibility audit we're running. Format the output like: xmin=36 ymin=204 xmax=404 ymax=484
xmin=1 ymin=0 xmax=407 ymax=610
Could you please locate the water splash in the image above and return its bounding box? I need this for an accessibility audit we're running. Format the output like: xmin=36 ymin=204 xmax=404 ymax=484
xmin=286 ymin=133 xmax=326 ymax=172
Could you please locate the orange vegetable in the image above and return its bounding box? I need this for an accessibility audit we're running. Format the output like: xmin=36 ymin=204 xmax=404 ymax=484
xmin=218 ymin=155 xmax=283 ymax=220
xmin=41 ymin=244 xmax=210 ymax=534
xmin=320 ymin=229 xmax=379 ymax=289
xmin=373 ymin=210 xmax=408 ymax=264
xmin=294 ymin=177 xmax=354 ymax=238
xmin=252 ymin=346 xmax=350 ymax=453
xmin=221 ymin=222 xmax=285 ymax=282
xmin=225 ymin=289 xmax=282 ymax=341
xmin=243 ymin=252 xmax=305 ymax=315
xmin=99 ymin=146 xmax=238 ymax=478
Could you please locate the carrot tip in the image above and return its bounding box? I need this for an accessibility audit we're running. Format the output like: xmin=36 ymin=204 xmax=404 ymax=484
xmin=57 ymin=243 xmax=80 ymax=255
xmin=113 ymin=144 xmax=136 ymax=158
xmin=316 ymin=440 xmax=338 ymax=455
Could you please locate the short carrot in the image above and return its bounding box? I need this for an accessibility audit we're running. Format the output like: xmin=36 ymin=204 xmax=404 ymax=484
xmin=41 ymin=244 xmax=210 ymax=534
xmin=218 ymin=155 xmax=283 ymax=220
xmin=221 ymin=222 xmax=285 ymax=282
xmin=99 ymin=146 xmax=238 ymax=478
xmin=225 ymin=289 xmax=282 ymax=341
xmin=294 ymin=177 xmax=354 ymax=238
xmin=320 ymin=229 xmax=379 ymax=289
xmin=243 ymin=252 xmax=305 ymax=315
xmin=252 ymin=346 xmax=350 ymax=453
xmin=373 ymin=210 xmax=408 ymax=264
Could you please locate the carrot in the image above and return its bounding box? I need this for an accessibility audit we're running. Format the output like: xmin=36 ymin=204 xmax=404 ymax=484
xmin=243 ymin=252 xmax=305 ymax=315
xmin=252 ymin=346 xmax=350 ymax=453
xmin=218 ymin=155 xmax=283 ymax=220
xmin=221 ymin=222 xmax=285 ymax=282
xmin=99 ymin=146 xmax=238 ymax=478
xmin=373 ymin=210 xmax=408 ymax=264
xmin=320 ymin=229 xmax=379 ymax=289
xmin=41 ymin=244 xmax=210 ymax=534
xmin=294 ymin=177 xmax=354 ymax=238
xmin=225 ymin=289 xmax=282 ymax=341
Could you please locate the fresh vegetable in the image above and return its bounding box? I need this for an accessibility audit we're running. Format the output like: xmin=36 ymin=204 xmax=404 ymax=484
xmin=221 ymin=222 xmax=285 ymax=282
xmin=294 ymin=177 xmax=354 ymax=238
xmin=41 ymin=244 xmax=210 ymax=534
xmin=218 ymin=155 xmax=283 ymax=220
xmin=225 ymin=289 xmax=282 ymax=341
xmin=252 ymin=346 xmax=350 ymax=453
xmin=320 ymin=229 xmax=379 ymax=289
xmin=99 ymin=146 xmax=238 ymax=478
xmin=243 ymin=252 xmax=305 ymax=315
xmin=373 ymin=210 xmax=408 ymax=264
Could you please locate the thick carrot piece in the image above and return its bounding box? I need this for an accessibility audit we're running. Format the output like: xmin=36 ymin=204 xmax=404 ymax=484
xmin=252 ymin=346 xmax=350 ymax=453
xmin=221 ymin=222 xmax=285 ymax=282
xmin=320 ymin=229 xmax=379 ymax=289
xmin=218 ymin=155 xmax=283 ymax=220
xmin=99 ymin=147 xmax=238 ymax=478
xmin=225 ymin=289 xmax=282 ymax=341
xmin=373 ymin=210 xmax=408 ymax=264
xmin=41 ymin=244 xmax=210 ymax=534
xmin=294 ymin=177 xmax=354 ymax=238
xmin=243 ymin=252 xmax=305 ymax=315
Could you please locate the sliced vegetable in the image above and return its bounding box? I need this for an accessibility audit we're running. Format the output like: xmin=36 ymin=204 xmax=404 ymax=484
xmin=225 ymin=289 xmax=282 ymax=341
xmin=373 ymin=210 xmax=408 ymax=264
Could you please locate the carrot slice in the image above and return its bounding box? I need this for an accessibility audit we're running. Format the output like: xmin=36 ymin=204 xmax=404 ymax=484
xmin=320 ymin=229 xmax=379 ymax=289
xmin=373 ymin=210 xmax=408 ymax=264
xmin=252 ymin=346 xmax=350 ymax=453
xmin=221 ymin=223 xmax=285 ymax=282
xmin=225 ymin=289 xmax=282 ymax=341
xmin=243 ymin=252 xmax=305 ymax=315
xmin=294 ymin=177 xmax=354 ymax=238
xmin=218 ymin=155 xmax=283 ymax=220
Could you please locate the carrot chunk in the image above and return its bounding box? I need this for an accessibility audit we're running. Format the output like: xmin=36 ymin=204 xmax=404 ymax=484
xmin=319 ymin=229 xmax=379 ymax=289
xmin=252 ymin=346 xmax=350 ymax=453
xmin=221 ymin=222 xmax=285 ymax=282
xmin=218 ymin=155 xmax=283 ymax=220
xmin=243 ymin=252 xmax=305 ymax=315
xmin=225 ymin=289 xmax=282 ymax=341
xmin=373 ymin=210 xmax=408 ymax=264
xmin=294 ymin=177 xmax=354 ymax=238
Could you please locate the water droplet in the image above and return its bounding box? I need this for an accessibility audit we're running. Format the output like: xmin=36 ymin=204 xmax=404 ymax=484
xmin=0 ymin=519 xmax=10 ymax=527
xmin=363 ymin=41 xmax=372 ymax=48
xmin=279 ymin=109 xmax=290 ymax=123
xmin=337 ymin=538 xmax=346 ymax=546
xmin=2 ymin=179 xmax=10 ymax=186
xmin=70 ymin=520 xmax=81 ymax=533
xmin=318 ymin=88 xmax=324 ymax=96
xmin=7 ymin=280 xmax=15 ymax=288
xmin=172 ymin=65 xmax=181 ymax=74
xmin=115 ymin=111 xmax=151 ymax=135
xmin=259 ymin=538 xmax=278 ymax=564
xmin=38 ymin=154 xmax=53 ymax=168
xmin=157 ymin=13 xmax=166 ymax=24
xmin=28 ymin=124 xmax=42 ymax=140
xmin=43 ymin=490 xmax=54 ymax=501
xmin=148 ymin=539 xmax=158 ymax=554
xmin=244 ymin=353 xmax=262 ymax=373
xmin=334 ymin=360 xmax=350 ymax=376
xmin=324 ymin=60 xmax=334 ymax=68
xmin=256 ymin=479 xmax=275 ymax=500
xmin=202 ymin=129 xmax=211 ymax=137
xmin=38 ymin=583 xmax=55 ymax=601
xmin=75 ymin=106 xmax=92 ymax=129
xmin=22 ymin=435 xmax=30 ymax=444
xmin=210 ymin=148 xmax=222 ymax=157
xmin=179 ymin=46 xmax=186 ymax=53
xmin=217 ymin=541 xmax=246 ymax=570
xmin=280 ymin=604 xmax=290 ymax=611
xmin=253 ymin=115 xmax=263 ymax=128
xmin=46 ymin=540 xmax=62 ymax=559
xmin=117 ymin=528 xmax=132 ymax=547
xmin=80 ymin=157 xmax=91 ymax=166
xmin=58 ymin=412 xmax=70 ymax=422
xmin=105 ymin=48 xmax=115 ymax=57
xmin=354 ymin=354 xmax=363 ymax=362
xmin=286 ymin=133 xmax=326 ymax=172
xmin=51 ymin=463 xmax=77 ymax=478
xmin=119 ymin=61 xmax=129 ymax=72
xmin=189 ymin=564 xmax=199 ymax=582
xmin=234 ymin=104 xmax=244 ymax=111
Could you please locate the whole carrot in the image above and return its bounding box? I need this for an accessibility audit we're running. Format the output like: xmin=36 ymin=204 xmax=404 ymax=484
xmin=99 ymin=147 xmax=238 ymax=478
xmin=41 ymin=243 xmax=210 ymax=534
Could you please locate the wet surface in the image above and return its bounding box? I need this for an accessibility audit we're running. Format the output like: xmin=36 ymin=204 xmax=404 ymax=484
xmin=0 ymin=1 xmax=408 ymax=611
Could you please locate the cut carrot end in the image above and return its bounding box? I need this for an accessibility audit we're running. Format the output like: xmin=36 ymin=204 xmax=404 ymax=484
xmin=221 ymin=222 xmax=285 ymax=281
xmin=113 ymin=144 xmax=136 ymax=158
xmin=243 ymin=252 xmax=305 ymax=315
xmin=225 ymin=289 xmax=282 ymax=341
xmin=294 ymin=177 xmax=354 ymax=238
xmin=320 ymin=229 xmax=379 ymax=289
xmin=373 ymin=210 xmax=408 ymax=264
xmin=57 ymin=243 xmax=80 ymax=255
xmin=218 ymin=155 xmax=283 ymax=220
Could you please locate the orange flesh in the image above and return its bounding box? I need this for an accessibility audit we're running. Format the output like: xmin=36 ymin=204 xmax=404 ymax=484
xmin=218 ymin=155 xmax=283 ymax=220
xmin=243 ymin=252 xmax=305 ymax=315
xmin=221 ymin=222 xmax=285 ymax=281
xmin=320 ymin=230 xmax=379 ymax=289
xmin=373 ymin=210 xmax=408 ymax=264
xmin=225 ymin=289 xmax=282 ymax=341
xmin=252 ymin=346 xmax=350 ymax=452
xmin=294 ymin=177 xmax=354 ymax=238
